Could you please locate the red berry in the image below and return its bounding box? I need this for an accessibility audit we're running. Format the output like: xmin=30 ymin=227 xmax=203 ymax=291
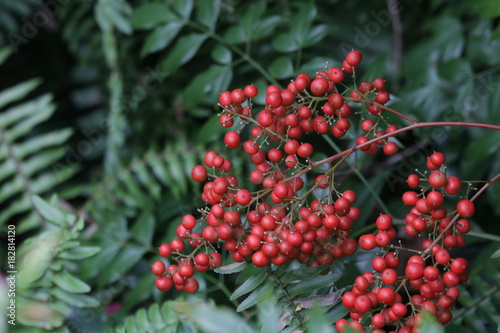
xmin=444 ymin=176 xmax=461 ymax=195
xmin=151 ymin=260 xmax=166 ymax=276
xmin=310 ymin=77 xmax=329 ymax=96
xmin=430 ymin=152 xmax=446 ymax=166
xmin=231 ymin=88 xmax=246 ymax=104
xmin=155 ymin=276 xmax=173 ymax=291
xmin=219 ymin=91 xmax=232 ymax=107
xmin=244 ymin=85 xmax=258 ymax=98
xmin=184 ymin=277 xmax=199 ymax=293
xmin=383 ymin=142 xmax=398 ymax=155
xmin=456 ymin=199 xmax=474 ymax=218
xmin=346 ymin=50 xmax=362 ymax=66
xmin=159 ymin=243 xmax=172 ymax=257
xmin=297 ymin=143 xmax=314 ymax=158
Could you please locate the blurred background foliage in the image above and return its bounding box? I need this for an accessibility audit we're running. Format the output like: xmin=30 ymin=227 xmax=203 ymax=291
xmin=0 ymin=0 xmax=499 ymax=332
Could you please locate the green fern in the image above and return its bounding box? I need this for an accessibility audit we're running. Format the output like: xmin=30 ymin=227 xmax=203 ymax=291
xmin=0 ymin=49 xmax=77 ymax=233
xmin=12 ymin=195 xmax=100 ymax=331
xmin=103 ymin=299 xmax=259 ymax=333
xmin=76 ymin=142 xmax=203 ymax=289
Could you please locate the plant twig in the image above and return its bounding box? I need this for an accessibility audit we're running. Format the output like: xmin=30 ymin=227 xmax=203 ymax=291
xmin=270 ymin=269 xmax=305 ymax=328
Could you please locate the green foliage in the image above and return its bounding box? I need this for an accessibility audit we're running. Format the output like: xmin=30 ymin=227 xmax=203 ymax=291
xmin=0 ymin=50 xmax=77 ymax=233
xmin=1 ymin=0 xmax=500 ymax=332
xmin=449 ymin=245 xmax=500 ymax=332
xmin=14 ymin=196 xmax=100 ymax=330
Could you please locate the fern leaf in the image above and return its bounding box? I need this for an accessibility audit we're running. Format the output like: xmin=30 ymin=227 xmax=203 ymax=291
xmin=0 ymin=78 xmax=76 ymax=232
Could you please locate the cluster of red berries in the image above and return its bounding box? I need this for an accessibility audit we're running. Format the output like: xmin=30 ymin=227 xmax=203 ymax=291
xmin=151 ymin=50 xmax=473 ymax=331
xmin=338 ymin=152 xmax=473 ymax=332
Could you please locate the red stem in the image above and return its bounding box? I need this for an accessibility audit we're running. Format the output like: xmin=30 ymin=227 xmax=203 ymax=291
xmin=312 ymin=121 xmax=500 ymax=168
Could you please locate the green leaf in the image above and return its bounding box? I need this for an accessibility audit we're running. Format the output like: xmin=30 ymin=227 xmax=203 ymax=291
xmin=253 ymin=15 xmax=282 ymax=41
xmin=492 ymin=24 xmax=500 ymax=40
xmin=231 ymin=269 xmax=267 ymax=300
xmin=133 ymin=308 xmax=153 ymax=332
xmin=0 ymin=78 xmax=41 ymax=109
xmin=288 ymin=273 xmax=340 ymax=298
xmin=211 ymin=44 xmax=232 ymax=65
xmin=0 ymin=47 xmax=12 ymax=65
xmin=51 ymin=270 xmax=91 ymax=293
xmin=130 ymin=211 xmax=155 ymax=246
xmin=303 ymin=24 xmax=329 ymax=48
xmin=289 ymin=2 xmax=317 ymax=47
xmin=269 ymin=56 xmax=294 ymax=79
xmin=171 ymin=0 xmax=194 ymax=19
xmin=196 ymin=0 xmax=220 ymax=30
xmin=214 ymin=261 xmax=248 ymax=274
xmin=240 ymin=0 xmax=266 ymax=40
xmin=237 ymin=283 xmax=274 ymax=312
xmin=160 ymin=33 xmax=208 ymax=75
xmin=130 ymin=2 xmax=175 ymax=30
xmin=176 ymin=302 xmax=256 ymax=333
xmin=272 ymin=33 xmax=299 ymax=53
xmin=32 ymin=195 xmax=66 ymax=227
xmin=492 ymin=249 xmax=500 ymax=259
xmin=464 ymin=131 xmax=500 ymax=161
xmin=418 ymin=312 xmax=444 ymax=332
xmin=476 ymin=0 xmax=500 ymax=18
xmin=51 ymin=289 xmax=99 ymax=308
xmin=99 ymin=245 xmax=147 ymax=287
xmin=57 ymin=246 xmax=101 ymax=260
xmin=306 ymin=305 xmax=335 ymax=333
xmin=95 ymin=0 xmax=132 ymax=34
xmin=183 ymin=65 xmax=233 ymax=109
xmin=141 ymin=21 xmax=184 ymax=56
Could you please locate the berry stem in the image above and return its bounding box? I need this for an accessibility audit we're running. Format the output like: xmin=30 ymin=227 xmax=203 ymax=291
xmin=270 ymin=268 xmax=306 ymax=328
xmin=313 ymin=121 xmax=500 ymax=168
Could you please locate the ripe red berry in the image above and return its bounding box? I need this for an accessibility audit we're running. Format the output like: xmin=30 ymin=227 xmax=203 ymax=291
xmin=218 ymin=91 xmax=232 ymax=107
xmin=375 ymin=214 xmax=393 ymax=231
xmin=230 ymin=88 xmax=246 ymax=104
xmin=244 ymin=85 xmax=258 ymax=98
xmin=428 ymin=170 xmax=447 ymax=188
xmin=382 ymin=142 xmax=397 ymax=155
xmin=155 ymin=276 xmax=173 ymax=292
xmin=373 ymin=77 xmax=386 ymax=90
xmin=224 ymin=131 xmax=240 ymax=149
xmin=297 ymin=143 xmax=314 ymax=158
xmin=310 ymin=77 xmax=329 ymax=96
xmin=435 ymin=249 xmax=451 ymax=265
xmin=430 ymin=152 xmax=446 ymax=166
xmin=346 ymin=50 xmax=363 ymax=66
xmin=444 ymin=176 xmax=461 ymax=195
xmin=191 ymin=165 xmax=207 ymax=182
xmin=184 ymin=277 xmax=199 ymax=293
xmin=159 ymin=243 xmax=172 ymax=257
xmin=456 ymin=199 xmax=474 ymax=218
xmin=151 ymin=260 xmax=166 ymax=276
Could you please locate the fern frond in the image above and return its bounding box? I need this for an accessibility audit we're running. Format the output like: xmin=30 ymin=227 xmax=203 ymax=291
xmin=15 ymin=195 xmax=100 ymax=331
xmin=0 ymin=66 xmax=76 ymax=232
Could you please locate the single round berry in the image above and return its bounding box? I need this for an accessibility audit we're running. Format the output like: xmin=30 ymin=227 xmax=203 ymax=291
xmin=244 ymin=85 xmax=258 ymax=98
xmin=346 ymin=50 xmax=363 ymax=66
xmin=456 ymin=199 xmax=474 ymax=218
xmin=155 ymin=276 xmax=173 ymax=292
xmin=152 ymin=260 xmax=166 ymax=276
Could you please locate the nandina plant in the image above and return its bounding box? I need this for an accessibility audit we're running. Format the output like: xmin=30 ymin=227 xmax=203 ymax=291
xmin=151 ymin=50 xmax=500 ymax=332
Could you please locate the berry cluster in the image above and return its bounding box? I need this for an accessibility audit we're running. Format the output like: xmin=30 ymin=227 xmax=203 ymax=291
xmin=339 ymin=153 xmax=473 ymax=332
xmin=151 ymin=50 xmax=474 ymax=331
